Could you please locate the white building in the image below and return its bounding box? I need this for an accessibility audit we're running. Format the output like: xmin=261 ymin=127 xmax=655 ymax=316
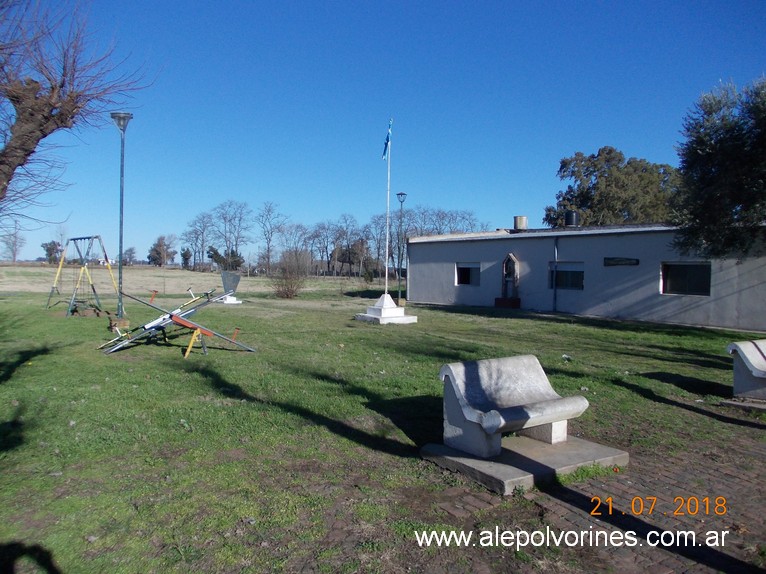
xmin=407 ymin=224 xmax=766 ymax=332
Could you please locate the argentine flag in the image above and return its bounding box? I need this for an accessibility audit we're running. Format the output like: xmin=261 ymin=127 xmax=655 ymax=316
xmin=382 ymin=119 xmax=392 ymax=160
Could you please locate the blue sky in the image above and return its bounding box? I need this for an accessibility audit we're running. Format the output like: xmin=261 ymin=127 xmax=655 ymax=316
xmin=13 ymin=0 xmax=766 ymax=261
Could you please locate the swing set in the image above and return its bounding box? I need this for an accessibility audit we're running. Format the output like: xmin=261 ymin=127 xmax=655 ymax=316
xmin=46 ymin=235 xmax=119 ymax=316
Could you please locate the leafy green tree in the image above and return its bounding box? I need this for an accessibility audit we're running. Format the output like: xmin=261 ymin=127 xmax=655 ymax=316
xmin=206 ymin=245 xmax=243 ymax=271
xmin=41 ymin=240 xmax=62 ymax=264
xmin=180 ymin=247 xmax=192 ymax=269
xmin=148 ymin=235 xmax=177 ymax=266
xmin=543 ymin=146 xmax=679 ymax=227
xmin=673 ymin=79 xmax=766 ymax=258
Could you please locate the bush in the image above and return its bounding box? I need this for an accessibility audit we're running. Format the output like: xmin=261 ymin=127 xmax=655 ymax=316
xmin=270 ymin=267 xmax=307 ymax=299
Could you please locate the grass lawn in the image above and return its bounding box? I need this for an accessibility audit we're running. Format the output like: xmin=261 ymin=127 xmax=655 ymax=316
xmin=0 ymin=269 xmax=764 ymax=572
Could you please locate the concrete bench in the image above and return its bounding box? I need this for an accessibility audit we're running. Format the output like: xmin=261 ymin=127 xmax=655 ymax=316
xmin=441 ymin=356 xmax=589 ymax=458
xmin=727 ymin=340 xmax=766 ymax=400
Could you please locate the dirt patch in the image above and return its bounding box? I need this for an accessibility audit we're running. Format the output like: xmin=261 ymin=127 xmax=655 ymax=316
xmin=215 ymin=448 xmax=249 ymax=463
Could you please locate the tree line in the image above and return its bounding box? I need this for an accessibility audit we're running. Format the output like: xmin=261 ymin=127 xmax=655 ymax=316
xmin=142 ymin=201 xmax=486 ymax=280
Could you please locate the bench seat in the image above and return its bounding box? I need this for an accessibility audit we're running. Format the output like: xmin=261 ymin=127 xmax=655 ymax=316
xmin=727 ymin=340 xmax=766 ymax=399
xmin=441 ymin=356 xmax=589 ymax=458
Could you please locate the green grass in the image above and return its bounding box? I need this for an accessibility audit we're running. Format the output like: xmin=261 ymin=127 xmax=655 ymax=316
xmin=0 ymin=279 xmax=763 ymax=572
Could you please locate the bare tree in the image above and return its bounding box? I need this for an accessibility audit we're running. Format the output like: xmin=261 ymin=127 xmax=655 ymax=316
xmin=278 ymin=223 xmax=311 ymax=269
xmin=255 ymin=201 xmax=287 ymax=275
xmin=408 ymin=205 xmax=434 ymax=237
xmin=367 ymin=213 xmax=387 ymax=278
xmin=0 ymin=1 xmax=141 ymax=225
xmin=182 ymin=212 xmax=215 ymax=270
xmin=122 ymin=246 xmax=136 ymax=265
xmin=0 ymin=218 xmax=24 ymax=261
xmin=335 ymin=213 xmax=366 ymax=277
xmin=211 ymin=200 xmax=252 ymax=270
xmin=55 ymin=224 xmax=67 ymax=247
xmin=310 ymin=220 xmax=339 ymax=275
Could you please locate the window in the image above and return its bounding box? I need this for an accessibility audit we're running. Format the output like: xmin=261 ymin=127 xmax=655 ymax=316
xmin=549 ymin=261 xmax=584 ymax=290
xmin=661 ymin=262 xmax=711 ymax=296
xmin=456 ymin=262 xmax=480 ymax=286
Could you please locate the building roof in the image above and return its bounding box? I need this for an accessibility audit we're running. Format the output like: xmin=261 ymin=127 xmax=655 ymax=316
xmin=408 ymin=224 xmax=677 ymax=244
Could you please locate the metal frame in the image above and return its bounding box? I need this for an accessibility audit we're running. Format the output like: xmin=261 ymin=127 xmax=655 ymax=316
xmin=46 ymin=236 xmax=118 ymax=316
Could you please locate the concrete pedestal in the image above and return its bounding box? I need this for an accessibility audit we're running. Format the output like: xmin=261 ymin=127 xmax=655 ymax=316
xmin=221 ymin=295 xmax=242 ymax=305
xmin=421 ymin=436 xmax=629 ymax=495
xmin=355 ymin=294 xmax=417 ymax=325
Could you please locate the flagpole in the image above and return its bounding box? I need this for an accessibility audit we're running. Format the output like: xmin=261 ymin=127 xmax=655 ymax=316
xmin=383 ymin=118 xmax=392 ymax=296
xmin=384 ymin=126 xmax=391 ymax=295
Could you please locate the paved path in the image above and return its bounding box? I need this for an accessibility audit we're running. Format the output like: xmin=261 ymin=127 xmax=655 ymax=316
xmin=432 ymin=428 xmax=765 ymax=573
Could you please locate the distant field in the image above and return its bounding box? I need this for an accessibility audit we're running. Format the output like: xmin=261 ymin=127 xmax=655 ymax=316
xmin=0 ymin=263 xmax=371 ymax=299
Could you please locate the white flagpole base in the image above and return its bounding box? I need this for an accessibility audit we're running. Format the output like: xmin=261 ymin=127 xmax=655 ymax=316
xmin=355 ymin=294 xmax=418 ymax=324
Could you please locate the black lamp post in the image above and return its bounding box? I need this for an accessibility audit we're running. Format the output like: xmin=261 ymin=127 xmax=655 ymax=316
xmin=396 ymin=191 xmax=407 ymax=303
xmin=111 ymin=111 xmax=133 ymax=319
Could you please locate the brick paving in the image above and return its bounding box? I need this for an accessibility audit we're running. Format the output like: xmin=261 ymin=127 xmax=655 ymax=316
xmin=433 ymin=427 xmax=766 ymax=573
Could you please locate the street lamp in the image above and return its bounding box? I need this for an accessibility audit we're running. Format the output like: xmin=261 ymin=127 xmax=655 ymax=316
xmin=396 ymin=191 xmax=407 ymax=303
xmin=111 ymin=111 xmax=133 ymax=319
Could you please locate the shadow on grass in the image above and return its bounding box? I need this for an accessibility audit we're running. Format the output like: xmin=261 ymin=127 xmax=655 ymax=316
xmin=106 ymin=327 xmax=252 ymax=358
xmin=0 ymin=345 xmax=53 ymax=455
xmin=343 ymin=288 xmax=385 ymax=299
xmin=419 ymin=304 xmax=750 ymax=340
xmin=611 ymin=378 xmax=766 ymax=430
xmin=644 ymin=344 xmax=732 ymax=371
xmin=282 ymin=364 xmax=443 ymax=448
xmin=0 ymin=541 xmax=63 ymax=573
xmin=609 ymin=345 xmax=732 ymax=372
xmin=0 ymin=406 xmax=25 ymax=454
xmin=193 ymin=365 xmax=437 ymax=458
xmin=367 ymin=395 xmax=442 ymax=447
xmin=1 ymin=347 xmax=51 ymax=384
xmin=641 ymin=371 xmax=731 ymax=398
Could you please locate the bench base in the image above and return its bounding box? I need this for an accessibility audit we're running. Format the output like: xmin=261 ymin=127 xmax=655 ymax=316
xmin=518 ymin=420 xmax=568 ymax=444
xmin=444 ymin=421 xmax=569 ymax=458
xmin=732 ymin=357 xmax=766 ymax=400
xmin=422 ymin=436 xmax=629 ymax=496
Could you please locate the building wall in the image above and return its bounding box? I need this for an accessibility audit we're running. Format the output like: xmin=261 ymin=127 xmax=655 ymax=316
xmin=407 ymin=229 xmax=766 ymax=331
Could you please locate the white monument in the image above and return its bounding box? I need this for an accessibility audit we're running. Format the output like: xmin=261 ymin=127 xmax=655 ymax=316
xmin=355 ymin=293 xmax=417 ymax=325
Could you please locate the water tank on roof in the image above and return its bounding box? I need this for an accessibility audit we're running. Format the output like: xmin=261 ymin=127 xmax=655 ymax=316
xmin=564 ymin=210 xmax=580 ymax=227
xmin=513 ymin=216 xmax=528 ymax=230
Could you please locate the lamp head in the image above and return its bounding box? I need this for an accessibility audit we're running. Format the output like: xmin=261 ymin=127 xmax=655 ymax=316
xmin=396 ymin=192 xmax=407 ymax=204
xmin=110 ymin=111 xmax=133 ymax=132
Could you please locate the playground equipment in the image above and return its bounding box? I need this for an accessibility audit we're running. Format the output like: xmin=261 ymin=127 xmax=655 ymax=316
xmin=46 ymin=236 xmax=118 ymax=316
xmin=99 ymin=288 xmax=255 ymax=358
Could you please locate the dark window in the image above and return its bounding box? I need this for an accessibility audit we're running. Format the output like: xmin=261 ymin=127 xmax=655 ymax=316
xmin=456 ymin=263 xmax=480 ymax=286
xmin=662 ymin=262 xmax=711 ymax=296
xmin=549 ymin=262 xmax=584 ymax=290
